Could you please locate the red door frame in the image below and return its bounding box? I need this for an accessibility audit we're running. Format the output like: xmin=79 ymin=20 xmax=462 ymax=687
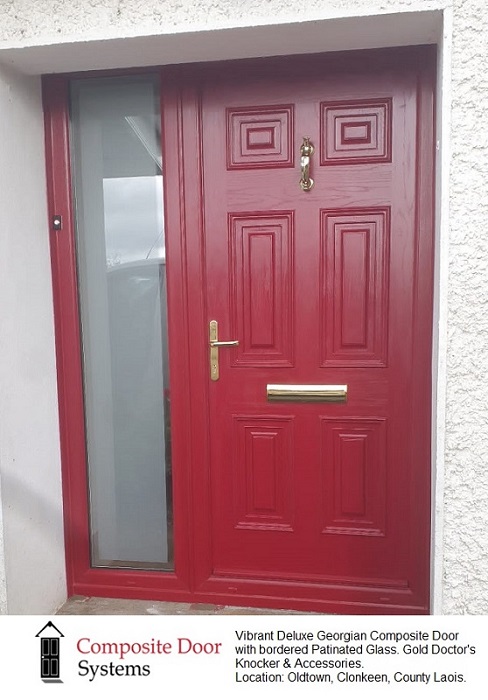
xmin=42 ymin=75 xmax=194 ymax=602
xmin=43 ymin=45 xmax=435 ymax=613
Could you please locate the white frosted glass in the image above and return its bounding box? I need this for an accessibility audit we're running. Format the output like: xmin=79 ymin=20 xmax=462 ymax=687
xmin=71 ymin=77 xmax=172 ymax=569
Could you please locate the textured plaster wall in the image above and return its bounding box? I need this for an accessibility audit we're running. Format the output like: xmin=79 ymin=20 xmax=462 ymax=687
xmin=0 ymin=65 xmax=66 ymax=614
xmin=0 ymin=476 xmax=6 ymax=614
xmin=0 ymin=0 xmax=486 ymax=614
xmin=443 ymin=0 xmax=488 ymax=614
xmin=0 ymin=0 xmax=447 ymax=44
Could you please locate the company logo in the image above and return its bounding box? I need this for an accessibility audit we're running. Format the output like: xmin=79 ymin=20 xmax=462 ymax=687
xmin=35 ymin=621 xmax=65 ymax=683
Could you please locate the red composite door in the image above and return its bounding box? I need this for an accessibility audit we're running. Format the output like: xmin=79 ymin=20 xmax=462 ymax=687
xmin=43 ymin=48 xmax=433 ymax=613
xmin=196 ymin=54 xmax=433 ymax=613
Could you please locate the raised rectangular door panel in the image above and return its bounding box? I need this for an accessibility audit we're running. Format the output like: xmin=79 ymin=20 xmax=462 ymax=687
xmin=321 ymin=417 xmax=387 ymax=536
xmin=320 ymin=208 xmax=390 ymax=366
xmin=229 ymin=213 xmax=294 ymax=366
xmin=232 ymin=416 xmax=295 ymax=531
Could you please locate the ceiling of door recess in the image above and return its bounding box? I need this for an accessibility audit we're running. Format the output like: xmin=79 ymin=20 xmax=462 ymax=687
xmin=0 ymin=10 xmax=441 ymax=75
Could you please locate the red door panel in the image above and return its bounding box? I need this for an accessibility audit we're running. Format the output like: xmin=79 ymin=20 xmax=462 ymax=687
xmin=200 ymin=59 xmax=432 ymax=613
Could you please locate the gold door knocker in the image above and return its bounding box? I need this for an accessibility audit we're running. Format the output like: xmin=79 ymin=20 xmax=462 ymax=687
xmin=299 ymin=137 xmax=315 ymax=191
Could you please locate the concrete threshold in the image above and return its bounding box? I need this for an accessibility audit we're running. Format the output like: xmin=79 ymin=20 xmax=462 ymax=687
xmin=56 ymin=596 xmax=317 ymax=616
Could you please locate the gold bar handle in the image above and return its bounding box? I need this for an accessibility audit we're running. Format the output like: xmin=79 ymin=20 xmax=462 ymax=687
xmin=267 ymin=384 xmax=347 ymax=402
xmin=299 ymin=137 xmax=314 ymax=192
xmin=209 ymin=320 xmax=239 ymax=381
xmin=210 ymin=340 xmax=239 ymax=347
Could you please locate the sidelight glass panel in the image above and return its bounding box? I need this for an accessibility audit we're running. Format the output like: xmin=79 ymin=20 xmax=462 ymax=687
xmin=70 ymin=76 xmax=172 ymax=569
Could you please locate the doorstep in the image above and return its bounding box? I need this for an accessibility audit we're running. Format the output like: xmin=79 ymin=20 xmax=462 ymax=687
xmin=56 ymin=596 xmax=317 ymax=616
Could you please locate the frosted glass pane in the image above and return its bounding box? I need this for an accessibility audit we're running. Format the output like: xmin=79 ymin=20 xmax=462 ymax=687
xmin=70 ymin=76 xmax=172 ymax=569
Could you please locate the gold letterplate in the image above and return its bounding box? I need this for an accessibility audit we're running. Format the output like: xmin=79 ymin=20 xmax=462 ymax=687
xmin=267 ymin=384 xmax=347 ymax=402
xmin=209 ymin=320 xmax=239 ymax=381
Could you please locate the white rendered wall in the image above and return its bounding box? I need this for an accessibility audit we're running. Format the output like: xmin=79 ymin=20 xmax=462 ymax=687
xmin=443 ymin=0 xmax=488 ymax=614
xmin=0 ymin=0 xmax=447 ymax=45
xmin=0 ymin=0 xmax=487 ymax=614
xmin=0 ymin=65 xmax=66 ymax=614
xmin=0 ymin=475 xmax=6 ymax=614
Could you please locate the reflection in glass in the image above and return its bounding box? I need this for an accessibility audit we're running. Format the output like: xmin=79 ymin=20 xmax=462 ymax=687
xmin=70 ymin=77 xmax=172 ymax=569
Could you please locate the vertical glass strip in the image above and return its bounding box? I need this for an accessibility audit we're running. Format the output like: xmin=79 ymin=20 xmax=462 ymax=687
xmin=70 ymin=76 xmax=172 ymax=569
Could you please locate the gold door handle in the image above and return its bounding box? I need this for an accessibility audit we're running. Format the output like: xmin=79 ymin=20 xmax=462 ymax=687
xmin=209 ymin=320 xmax=239 ymax=381
xmin=210 ymin=340 xmax=239 ymax=347
xmin=299 ymin=136 xmax=314 ymax=191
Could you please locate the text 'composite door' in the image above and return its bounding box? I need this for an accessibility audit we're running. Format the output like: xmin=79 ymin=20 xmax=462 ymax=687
xmin=200 ymin=59 xmax=433 ymax=613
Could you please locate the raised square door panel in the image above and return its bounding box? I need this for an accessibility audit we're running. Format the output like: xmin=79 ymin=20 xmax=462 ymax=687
xmin=227 ymin=105 xmax=294 ymax=169
xmin=320 ymin=98 xmax=392 ymax=165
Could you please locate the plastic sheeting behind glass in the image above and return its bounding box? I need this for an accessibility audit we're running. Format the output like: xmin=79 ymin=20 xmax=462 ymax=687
xmin=70 ymin=76 xmax=172 ymax=569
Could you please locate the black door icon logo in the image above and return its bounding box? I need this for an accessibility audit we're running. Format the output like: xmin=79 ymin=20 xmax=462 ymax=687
xmin=36 ymin=622 xmax=64 ymax=683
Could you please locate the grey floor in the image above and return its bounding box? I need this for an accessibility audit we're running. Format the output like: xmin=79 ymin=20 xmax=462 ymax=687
xmin=56 ymin=595 xmax=314 ymax=615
